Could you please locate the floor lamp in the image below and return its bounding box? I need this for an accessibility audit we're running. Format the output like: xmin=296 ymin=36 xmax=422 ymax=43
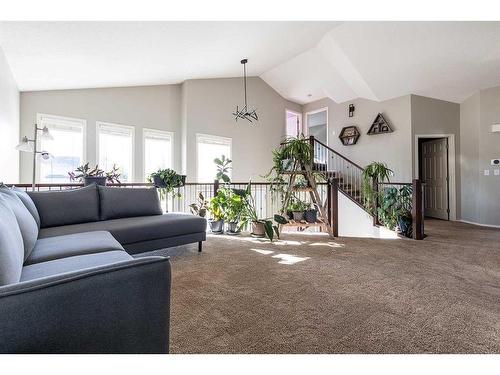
xmin=15 ymin=124 xmax=54 ymax=191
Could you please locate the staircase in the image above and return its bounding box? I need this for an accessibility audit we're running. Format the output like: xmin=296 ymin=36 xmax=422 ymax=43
xmin=309 ymin=136 xmax=368 ymax=212
xmin=308 ymin=136 xmax=425 ymax=240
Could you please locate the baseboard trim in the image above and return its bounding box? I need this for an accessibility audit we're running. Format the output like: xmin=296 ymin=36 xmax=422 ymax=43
xmin=457 ymin=220 xmax=500 ymax=229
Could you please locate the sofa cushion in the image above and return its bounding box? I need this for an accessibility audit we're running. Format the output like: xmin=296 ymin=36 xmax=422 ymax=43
xmin=0 ymin=188 xmax=39 ymax=260
xmin=98 ymin=186 xmax=162 ymax=220
xmin=0 ymin=196 xmax=24 ymax=286
xmin=39 ymin=213 xmax=207 ymax=245
xmin=28 ymin=185 xmax=100 ymax=228
xmin=20 ymin=251 xmax=133 ymax=282
xmin=11 ymin=187 xmax=41 ymax=228
xmin=24 ymin=231 xmax=125 ymax=266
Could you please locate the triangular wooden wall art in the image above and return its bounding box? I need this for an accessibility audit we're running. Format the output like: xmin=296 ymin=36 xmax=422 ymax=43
xmin=367 ymin=113 xmax=393 ymax=135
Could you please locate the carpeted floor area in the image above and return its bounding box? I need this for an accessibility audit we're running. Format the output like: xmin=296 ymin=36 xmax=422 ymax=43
xmin=138 ymin=219 xmax=500 ymax=353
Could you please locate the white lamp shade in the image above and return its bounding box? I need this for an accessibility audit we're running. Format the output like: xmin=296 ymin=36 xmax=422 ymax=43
xmin=37 ymin=151 xmax=53 ymax=162
xmin=15 ymin=136 xmax=34 ymax=152
xmin=40 ymin=126 xmax=54 ymax=140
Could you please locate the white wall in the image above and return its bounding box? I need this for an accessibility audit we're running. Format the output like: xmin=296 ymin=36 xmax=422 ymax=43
xmin=338 ymin=193 xmax=398 ymax=239
xmin=459 ymin=92 xmax=480 ymax=223
xmin=303 ymin=95 xmax=413 ymax=182
xmin=182 ymin=77 xmax=302 ymax=182
xmin=0 ymin=47 xmax=20 ymax=183
xmin=20 ymin=85 xmax=182 ymax=183
xmin=458 ymin=88 xmax=500 ymax=227
xmin=19 ymin=78 xmax=301 ymax=183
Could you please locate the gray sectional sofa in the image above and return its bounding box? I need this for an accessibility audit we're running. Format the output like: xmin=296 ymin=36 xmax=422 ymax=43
xmin=0 ymin=184 xmax=207 ymax=353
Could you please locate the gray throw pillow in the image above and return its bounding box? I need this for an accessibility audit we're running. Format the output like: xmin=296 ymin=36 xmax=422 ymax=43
xmin=0 ymin=188 xmax=39 ymax=261
xmin=28 ymin=184 xmax=100 ymax=228
xmin=98 ymin=186 xmax=162 ymax=220
xmin=12 ymin=187 xmax=41 ymax=229
xmin=0 ymin=195 xmax=24 ymax=285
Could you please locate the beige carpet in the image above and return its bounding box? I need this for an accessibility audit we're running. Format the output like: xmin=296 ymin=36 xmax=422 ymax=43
xmin=148 ymin=220 xmax=500 ymax=353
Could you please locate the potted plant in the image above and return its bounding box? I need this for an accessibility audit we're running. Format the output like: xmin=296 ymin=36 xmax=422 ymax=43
xmin=361 ymin=161 xmax=394 ymax=213
xmin=292 ymin=175 xmax=310 ymax=192
xmin=280 ymin=135 xmax=312 ymax=169
xmin=263 ymin=136 xmax=313 ymax=216
xmin=207 ymin=187 xmax=230 ymax=234
xmin=305 ymin=203 xmax=318 ymax=223
xmin=148 ymin=168 xmax=186 ymax=202
xmin=288 ymin=199 xmax=309 ymax=222
xmin=189 ymin=192 xmax=209 ymax=218
xmin=239 ymin=184 xmax=287 ymax=241
xmin=68 ymin=163 xmax=121 ymax=186
xmin=395 ymin=185 xmax=413 ymax=238
xmin=377 ymin=186 xmax=399 ymax=230
xmin=214 ymin=155 xmax=232 ymax=183
xmin=225 ymin=188 xmax=248 ymax=235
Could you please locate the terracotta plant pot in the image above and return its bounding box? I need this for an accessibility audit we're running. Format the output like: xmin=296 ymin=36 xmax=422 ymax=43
xmin=209 ymin=219 xmax=224 ymax=234
xmin=251 ymin=221 xmax=266 ymax=237
xmin=83 ymin=176 xmax=107 ymax=186
xmin=305 ymin=209 xmax=318 ymax=223
xmin=292 ymin=211 xmax=305 ymax=222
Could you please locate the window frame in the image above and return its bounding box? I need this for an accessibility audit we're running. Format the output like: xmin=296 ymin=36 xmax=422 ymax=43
xmin=96 ymin=121 xmax=135 ymax=182
xmin=195 ymin=133 xmax=232 ymax=183
xmin=36 ymin=113 xmax=87 ymax=183
xmin=142 ymin=128 xmax=174 ymax=181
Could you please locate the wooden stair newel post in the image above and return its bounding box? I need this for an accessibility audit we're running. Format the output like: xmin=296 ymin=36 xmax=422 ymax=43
xmin=412 ymin=179 xmax=424 ymax=240
xmin=327 ymin=177 xmax=339 ymax=237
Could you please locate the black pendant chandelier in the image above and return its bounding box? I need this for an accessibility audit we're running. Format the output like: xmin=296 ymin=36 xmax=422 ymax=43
xmin=233 ymin=59 xmax=258 ymax=123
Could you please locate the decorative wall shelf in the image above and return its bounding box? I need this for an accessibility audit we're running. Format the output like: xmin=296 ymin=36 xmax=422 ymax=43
xmin=367 ymin=113 xmax=393 ymax=135
xmin=339 ymin=126 xmax=360 ymax=146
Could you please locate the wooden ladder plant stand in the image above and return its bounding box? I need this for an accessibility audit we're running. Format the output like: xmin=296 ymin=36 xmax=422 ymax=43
xmin=279 ymin=160 xmax=335 ymax=238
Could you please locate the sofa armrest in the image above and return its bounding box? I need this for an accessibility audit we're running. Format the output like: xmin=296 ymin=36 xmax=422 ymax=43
xmin=0 ymin=256 xmax=171 ymax=354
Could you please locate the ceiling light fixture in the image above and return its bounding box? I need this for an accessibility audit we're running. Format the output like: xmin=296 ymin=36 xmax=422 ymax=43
xmin=233 ymin=59 xmax=258 ymax=123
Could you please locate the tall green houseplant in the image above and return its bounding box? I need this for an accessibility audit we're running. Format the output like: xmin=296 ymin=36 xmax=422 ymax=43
xmin=361 ymin=162 xmax=394 ymax=213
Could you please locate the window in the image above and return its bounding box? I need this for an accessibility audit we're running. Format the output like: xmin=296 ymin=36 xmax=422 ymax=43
xmin=143 ymin=128 xmax=173 ymax=180
xmin=196 ymin=134 xmax=232 ymax=182
xmin=97 ymin=122 xmax=134 ymax=182
xmin=38 ymin=114 xmax=86 ymax=183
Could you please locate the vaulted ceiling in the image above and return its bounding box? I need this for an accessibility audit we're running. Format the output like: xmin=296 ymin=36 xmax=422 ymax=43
xmin=262 ymin=21 xmax=500 ymax=104
xmin=1 ymin=21 xmax=500 ymax=104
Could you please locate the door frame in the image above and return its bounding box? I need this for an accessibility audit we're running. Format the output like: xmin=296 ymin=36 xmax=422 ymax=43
xmin=414 ymin=134 xmax=456 ymax=221
xmin=305 ymin=107 xmax=329 ymax=145
xmin=285 ymin=109 xmax=303 ymax=137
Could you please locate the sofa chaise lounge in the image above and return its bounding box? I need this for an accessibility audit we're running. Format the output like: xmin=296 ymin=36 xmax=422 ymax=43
xmin=0 ymin=184 xmax=206 ymax=353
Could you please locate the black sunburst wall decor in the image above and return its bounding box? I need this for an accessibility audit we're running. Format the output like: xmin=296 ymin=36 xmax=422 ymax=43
xmin=233 ymin=59 xmax=258 ymax=123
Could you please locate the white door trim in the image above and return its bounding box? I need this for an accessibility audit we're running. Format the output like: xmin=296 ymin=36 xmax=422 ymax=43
xmin=414 ymin=134 xmax=456 ymax=221
xmin=285 ymin=109 xmax=303 ymax=137
xmin=305 ymin=106 xmax=329 ymax=145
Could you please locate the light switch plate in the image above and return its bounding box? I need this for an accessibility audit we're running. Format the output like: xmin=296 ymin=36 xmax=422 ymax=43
xmin=495 ymin=169 xmax=500 ymax=176
xmin=484 ymin=169 xmax=490 ymax=176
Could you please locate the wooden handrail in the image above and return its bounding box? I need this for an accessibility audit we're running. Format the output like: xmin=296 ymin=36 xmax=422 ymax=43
xmin=6 ymin=181 xmax=284 ymax=188
xmin=311 ymin=136 xmax=365 ymax=171
xmin=378 ymin=182 xmax=412 ymax=186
